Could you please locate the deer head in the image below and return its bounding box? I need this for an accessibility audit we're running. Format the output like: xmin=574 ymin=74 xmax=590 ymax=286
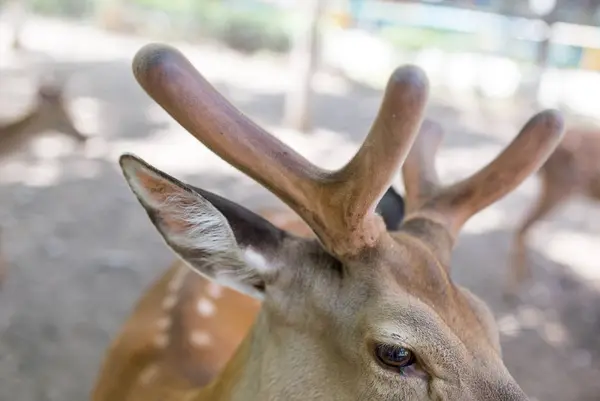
xmin=33 ymin=79 xmax=88 ymax=143
xmin=90 ymin=189 xmax=406 ymax=400
xmin=118 ymin=43 xmax=564 ymax=400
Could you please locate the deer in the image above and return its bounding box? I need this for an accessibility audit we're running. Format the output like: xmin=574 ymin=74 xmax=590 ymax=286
xmin=0 ymin=77 xmax=88 ymax=157
xmin=507 ymin=123 xmax=600 ymax=297
xmin=91 ymin=186 xmax=406 ymax=400
xmin=100 ymin=42 xmax=565 ymax=400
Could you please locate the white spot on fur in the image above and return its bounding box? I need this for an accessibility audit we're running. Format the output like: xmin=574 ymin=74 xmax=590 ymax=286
xmin=205 ymin=247 xmax=273 ymax=301
xmin=168 ymin=267 xmax=188 ymax=292
xmin=156 ymin=316 xmax=172 ymax=330
xmin=162 ymin=294 xmax=178 ymax=310
xmin=207 ymin=282 xmax=223 ymax=299
xmin=196 ymin=297 xmax=216 ymax=317
xmin=138 ymin=364 xmax=160 ymax=386
xmin=190 ymin=330 xmax=212 ymax=348
xmin=153 ymin=333 xmax=169 ymax=348
xmin=243 ymin=247 xmax=273 ymax=274
xmin=214 ymin=272 xmax=264 ymax=300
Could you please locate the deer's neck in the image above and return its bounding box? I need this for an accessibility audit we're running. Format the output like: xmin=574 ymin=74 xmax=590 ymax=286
xmin=191 ymin=314 xmax=342 ymax=401
xmin=193 ymin=327 xmax=261 ymax=401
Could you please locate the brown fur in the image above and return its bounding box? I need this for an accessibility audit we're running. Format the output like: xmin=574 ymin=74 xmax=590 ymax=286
xmin=90 ymin=196 xmax=405 ymax=398
xmin=90 ymin=210 xmax=311 ymax=400
xmin=100 ymin=43 xmax=565 ymax=400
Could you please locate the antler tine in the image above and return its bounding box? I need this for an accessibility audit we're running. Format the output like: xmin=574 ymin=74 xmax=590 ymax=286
xmin=427 ymin=110 xmax=565 ymax=238
xmin=401 ymin=118 xmax=444 ymax=213
xmin=132 ymin=45 xmax=322 ymax=212
xmin=322 ymin=66 xmax=429 ymax=251
xmin=132 ymin=43 xmax=429 ymax=257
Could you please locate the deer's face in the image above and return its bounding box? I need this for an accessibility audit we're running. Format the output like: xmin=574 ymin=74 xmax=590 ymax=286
xmin=231 ymin=233 xmax=521 ymax=401
xmin=344 ymin=232 xmax=516 ymax=401
xmin=120 ymin=158 xmax=526 ymax=401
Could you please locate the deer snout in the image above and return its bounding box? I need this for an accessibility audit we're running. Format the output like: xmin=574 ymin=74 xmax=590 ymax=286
xmin=468 ymin=374 xmax=530 ymax=401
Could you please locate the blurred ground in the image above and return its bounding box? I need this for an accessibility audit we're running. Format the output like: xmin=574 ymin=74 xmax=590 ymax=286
xmin=0 ymin=16 xmax=599 ymax=401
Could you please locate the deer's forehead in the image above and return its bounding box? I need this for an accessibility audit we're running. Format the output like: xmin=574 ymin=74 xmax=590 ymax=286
xmin=388 ymin=278 xmax=492 ymax=341
xmin=378 ymin=233 xmax=453 ymax=296
xmin=368 ymin=285 xmax=477 ymax=335
xmin=361 ymin=244 xmax=497 ymax=350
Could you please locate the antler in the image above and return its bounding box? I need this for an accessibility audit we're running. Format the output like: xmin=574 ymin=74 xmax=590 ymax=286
xmin=131 ymin=43 xmax=429 ymax=258
xmin=402 ymin=113 xmax=565 ymax=239
xmin=402 ymin=118 xmax=444 ymax=213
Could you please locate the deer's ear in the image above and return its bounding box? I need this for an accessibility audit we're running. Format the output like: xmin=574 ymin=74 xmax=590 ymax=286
xmin=376 ymin=186 xmax=405 ymax=230
xmin=119 ymin=154 xmax=295 ymax=299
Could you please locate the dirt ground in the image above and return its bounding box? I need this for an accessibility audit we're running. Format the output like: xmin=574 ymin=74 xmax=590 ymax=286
xmin=0 ymin=17 xmax=599 ymax=401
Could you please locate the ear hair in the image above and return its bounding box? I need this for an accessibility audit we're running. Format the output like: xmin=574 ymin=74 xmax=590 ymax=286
xmin=120 ymin=154 xmax=288 ymax=298
xmin=162 ymin=199 xmax=268 ymax=294
xmin=152 ymin=190 xmax=236 ymax=253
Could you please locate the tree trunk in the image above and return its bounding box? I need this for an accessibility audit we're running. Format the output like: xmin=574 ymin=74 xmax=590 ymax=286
xmin=8 ymin=0 xmax=29 ymax=49
xmin=94 ymin=0 xmax=126 ymax=32
xmin=531 ymin=17 xmax=556 ymax=108
xmin=283 ymin=0 xmax=326 ymax=133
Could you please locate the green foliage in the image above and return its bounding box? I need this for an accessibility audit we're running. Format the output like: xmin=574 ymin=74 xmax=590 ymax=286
xmin=129 ymin=0 xmax=293 ymax=54
xmin=30 ymin=0 xmax=94 ymax=17
xmin=126 ymin=0 xmax=192 ymax=12
xmin=26 ymin=0 xmax=292 ymax=54
xmin=209 ymin=8 xmax=292 ymax=53
xmin=379 ymin=25 xmax=478 ymax=53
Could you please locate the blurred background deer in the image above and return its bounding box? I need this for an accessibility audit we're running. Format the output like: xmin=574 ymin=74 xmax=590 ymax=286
xmin=0 ymin=74 xmax=88 ymax=287
xmin=0 ymin=1 xmax=598 ymax=400
xmin=0 ymin=77 xmax=88 ymax=156
xmin=508 ymin=123 xmax=600 ymax=296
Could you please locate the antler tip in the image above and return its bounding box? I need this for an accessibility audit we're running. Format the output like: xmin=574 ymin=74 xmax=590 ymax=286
xmin=132 ymin=43 xmax=184 ymax=86
xmin=530 ymin=109 xmax=565 ymax=136
xmin=379 ymin=65 xmax=429 ymax=118
xmin=387 ymin=64 xmax=429 ymax=94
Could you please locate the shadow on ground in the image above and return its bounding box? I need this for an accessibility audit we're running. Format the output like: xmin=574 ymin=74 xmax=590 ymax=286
xmin=453 ymin=228 xmax=600 ymax=401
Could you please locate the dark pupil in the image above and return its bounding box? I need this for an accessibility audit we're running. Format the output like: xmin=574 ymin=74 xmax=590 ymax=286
xmin=386 ymin=347 xmax=409 ymax=362
xmin=377 ymin=345 xmax=414 ymax=369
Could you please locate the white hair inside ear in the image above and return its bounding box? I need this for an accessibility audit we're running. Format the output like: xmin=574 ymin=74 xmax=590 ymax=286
xmin=120 ymin=154 xmax=284 ymax=300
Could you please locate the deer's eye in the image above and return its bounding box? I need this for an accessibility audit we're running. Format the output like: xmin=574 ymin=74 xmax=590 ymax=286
xmin=375 ymin=344 xmax=416 ymax=372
